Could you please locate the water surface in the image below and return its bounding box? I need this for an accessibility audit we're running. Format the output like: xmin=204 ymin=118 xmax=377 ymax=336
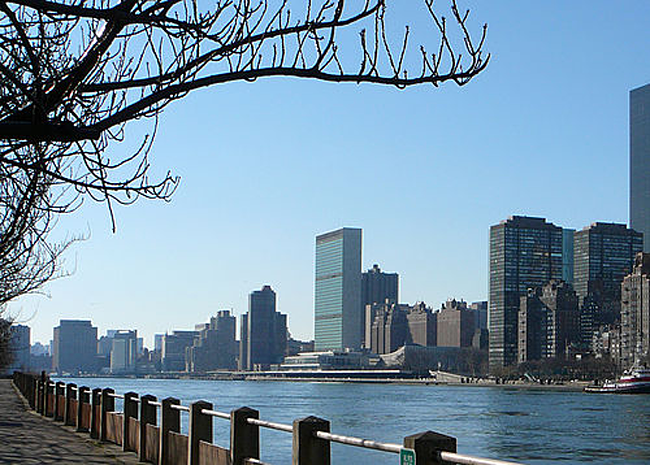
xmin=60 ymin=378 xmax=650 ymax=464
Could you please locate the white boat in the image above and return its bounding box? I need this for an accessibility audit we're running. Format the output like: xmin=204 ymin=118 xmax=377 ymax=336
xmin=585 ymin=366 xmax=650 ymax=394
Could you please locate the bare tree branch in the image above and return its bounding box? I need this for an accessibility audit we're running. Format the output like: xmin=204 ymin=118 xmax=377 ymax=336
xmin=0 ymin=0 xmax=489 ymax=308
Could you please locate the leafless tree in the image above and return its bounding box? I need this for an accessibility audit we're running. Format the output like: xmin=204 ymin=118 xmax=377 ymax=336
xmin=0 ymin=0 xmax=489 ymax=310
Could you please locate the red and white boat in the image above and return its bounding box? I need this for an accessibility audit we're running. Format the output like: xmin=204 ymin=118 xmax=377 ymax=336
xmin=585 ymin=366 xmax=650 ymax=394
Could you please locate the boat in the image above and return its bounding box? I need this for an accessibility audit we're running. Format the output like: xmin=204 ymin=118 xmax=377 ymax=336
xmin=584 ymin=366 xmax=650 ymax=394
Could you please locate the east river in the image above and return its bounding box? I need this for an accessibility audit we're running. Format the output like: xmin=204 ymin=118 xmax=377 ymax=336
xmin=59 ymin=377 xmax=650 ymax=464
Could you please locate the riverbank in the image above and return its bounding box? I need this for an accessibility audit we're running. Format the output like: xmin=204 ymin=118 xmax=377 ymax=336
xmin=0 ymin=378 xmax=141 ymax=464
xmin=57 ymin=371 xmax=591 ymax=392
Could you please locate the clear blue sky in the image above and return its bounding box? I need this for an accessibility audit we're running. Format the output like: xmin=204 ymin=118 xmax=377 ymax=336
xmin=10 ymin=2 xmax=650 ymax=348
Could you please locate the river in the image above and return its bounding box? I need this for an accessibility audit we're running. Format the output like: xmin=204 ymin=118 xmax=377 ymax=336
xmin=59 ymin=377 xmax=650 ymax=464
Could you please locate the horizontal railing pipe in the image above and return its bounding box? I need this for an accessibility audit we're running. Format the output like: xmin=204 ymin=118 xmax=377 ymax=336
xmin=314 ymin=430 xmax=402 ymax=454
xmin=201 ymin=408 xmax=230 ymax=420
xmin=246 ymin=417 xmax=292 ymax=433
xmin=440 ymin=452 xmax=524 ymax=465
xmin=170 ymin=403 xmax=190 ymax=412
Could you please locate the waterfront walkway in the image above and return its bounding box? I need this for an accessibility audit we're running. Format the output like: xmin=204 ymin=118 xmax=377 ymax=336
xmin=0 ymin=379 xmax=139 ymax=464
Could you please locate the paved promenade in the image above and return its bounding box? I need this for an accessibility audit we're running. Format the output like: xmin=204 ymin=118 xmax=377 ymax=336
xmin=0 ymin=378 xmax=139 ymax=464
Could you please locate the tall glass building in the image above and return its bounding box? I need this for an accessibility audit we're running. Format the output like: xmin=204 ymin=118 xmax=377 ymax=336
xmin=562 ymin=228 xmax=575 ymax=285
xmin=489 ymin=216 xmax=563 ymax=370
xmin=314 ymin=228 xmax=362 ymax=351
xmin=573 ymin=222 xmax=643 ymax=336
xmin=630 ymin=83 xmax=650 ymax=251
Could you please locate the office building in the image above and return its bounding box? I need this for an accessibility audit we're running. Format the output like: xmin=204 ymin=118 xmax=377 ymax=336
xmin=562 ymin=229 xmax=575 ymax=284
xmin=540 ymin=280 xmax=580 ymax=359
xmin=470 ymin=301 xmax=488 ymax=331
xmin=437 ymin=299 xmax=476 ymax=348
xmin=240 ymin=285 xmax=287 ymax=370
xmin=370 ymin=304 xmax=409 ymax=355
xmin=489 ymin=216 xmax=563 ymax=369
xmin=406 ymin=302 xmax=438 ymax=347
xmin=518 ymin=281 xmax=580 ymax=363
xmin=154 ymin=334 xmax=164 ymax=352
xmin=368 ymin=301 xmax=437 ymax=354
xmin=620 ymin=253 xmax=650 ymax=369
xmin=518 ymin=289 xmax=544 ymax=363
xmin=573 ymin=223 xmax=643 ymax=345
xmin=52 ymin=320 xmax=97 ymax=374
xmin=110 ymin=330 xmax=138 ymax=374
xmin=187 ymin=310 xmax=238 ymax=372
xmin=362 ymin=264 xmax=398 ymax=347
xmin=630 ymin=83 xmax=650 ymax=252
xmin=161 ymin=331 xmax=198 ymax=371
xmin=314 ymin=227 xmax=362 ymax=350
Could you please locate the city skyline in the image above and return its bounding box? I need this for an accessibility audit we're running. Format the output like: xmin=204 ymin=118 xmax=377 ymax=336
xmin=5 ymin=3 xmax=650 ymax=347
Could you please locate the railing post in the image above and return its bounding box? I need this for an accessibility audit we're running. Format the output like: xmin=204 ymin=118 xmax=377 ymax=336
xmin=230 ymin=407 xmax=260 ymax=465
xmin=35 ymin=379 xmax=43 ymax=414
xmin=188 ymin=401 xmax=212 ymax=465
xmin=139 ymin=395 xmax=157 ymax=462
xmin=45 ymin=381 xmax=55 ymax=417
xmin=403 ymin=431 xmax=457 ymax=465
xmin=38 ymin=372 xmax=47 ymax=415
xmin=123 ymin=392 xmax=139 ymax=452
xmin=54 ymin=381 xmax=65 ymax=421
xmin=100 ymin=388 xmax=115 ymax=442
xmin=90 ymin=388 xmax=102 ymax=439
xmin=292 ymin=416 xmax=330 ymax=465
xmin=77 ymin=386 xmax=90 ymax=432
xmin=159 ymin=397 xmax=180 ymax=465
xmin=65 ymin=383 xmax=77 ymax=426
xmin=28 ymin=375 xmax=36 ymax=409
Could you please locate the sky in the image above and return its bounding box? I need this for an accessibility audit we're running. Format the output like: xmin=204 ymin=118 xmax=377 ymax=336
xmin=9 ymin=2 xmax=650 ymax=348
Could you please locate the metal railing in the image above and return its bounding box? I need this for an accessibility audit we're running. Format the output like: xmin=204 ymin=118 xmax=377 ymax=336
xmin=170 ymin=403 xmax=190 ymax=412
xmin=440 ymin=452 xmax=524 ymax=465
xmin=315 ymin=430 xmax=402 ymax=454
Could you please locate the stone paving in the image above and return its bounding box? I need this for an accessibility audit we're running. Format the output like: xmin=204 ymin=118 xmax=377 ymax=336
xmin=0 ymin=378 xmax=140 ymax=464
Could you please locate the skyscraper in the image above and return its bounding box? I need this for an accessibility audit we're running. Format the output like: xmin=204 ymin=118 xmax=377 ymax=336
xmin=314 ymin=227 xmax=362 ymax=350
xmin=362 ymin=264 xmax=398 ymax=307
xmin=188 ymin=311 xmax=237 ymax=372
xmin=109 ymin=330 xmax=137 ymax=374
xmin=630 ymin=83 xmax=650 ymax=252
xmin=161 ymin=330 xmax=198 ymax=371
xmin=489 ymin=216 xmax=563 ymax=370
xmin=573 ymin=222 xmax=643 ymax=341
xmin=240 ymin=285 xmax=287 ymax=370
xmin=562 ymin=228 xmax=575 ymax=285
xmin=52 ymin=320 xmax=98 ymax=374
xmin=362 ymin=264 xmax=398 ymax=348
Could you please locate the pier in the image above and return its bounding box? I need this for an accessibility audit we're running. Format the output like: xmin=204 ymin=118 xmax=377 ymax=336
xmin=11 ymin=371 xmax=523 ymax=465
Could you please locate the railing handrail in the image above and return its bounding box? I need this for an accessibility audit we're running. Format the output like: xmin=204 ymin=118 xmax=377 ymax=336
xmin=170 ymin=403 xmax=190 ymax=412
xmin=314 ymin=430 xmax=402 ymax=454
xmin=201 ymin=408 xmax=230 ymax=420
xmin=246 ymin=417 xmax=293 ymax=433
xmin=150 ymin=400 xmax=162 ymax=407
xmin=244 ymin=458 xmax=272 ymax=465
xmin=440 ymin=451 xmax=524 ymax=465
